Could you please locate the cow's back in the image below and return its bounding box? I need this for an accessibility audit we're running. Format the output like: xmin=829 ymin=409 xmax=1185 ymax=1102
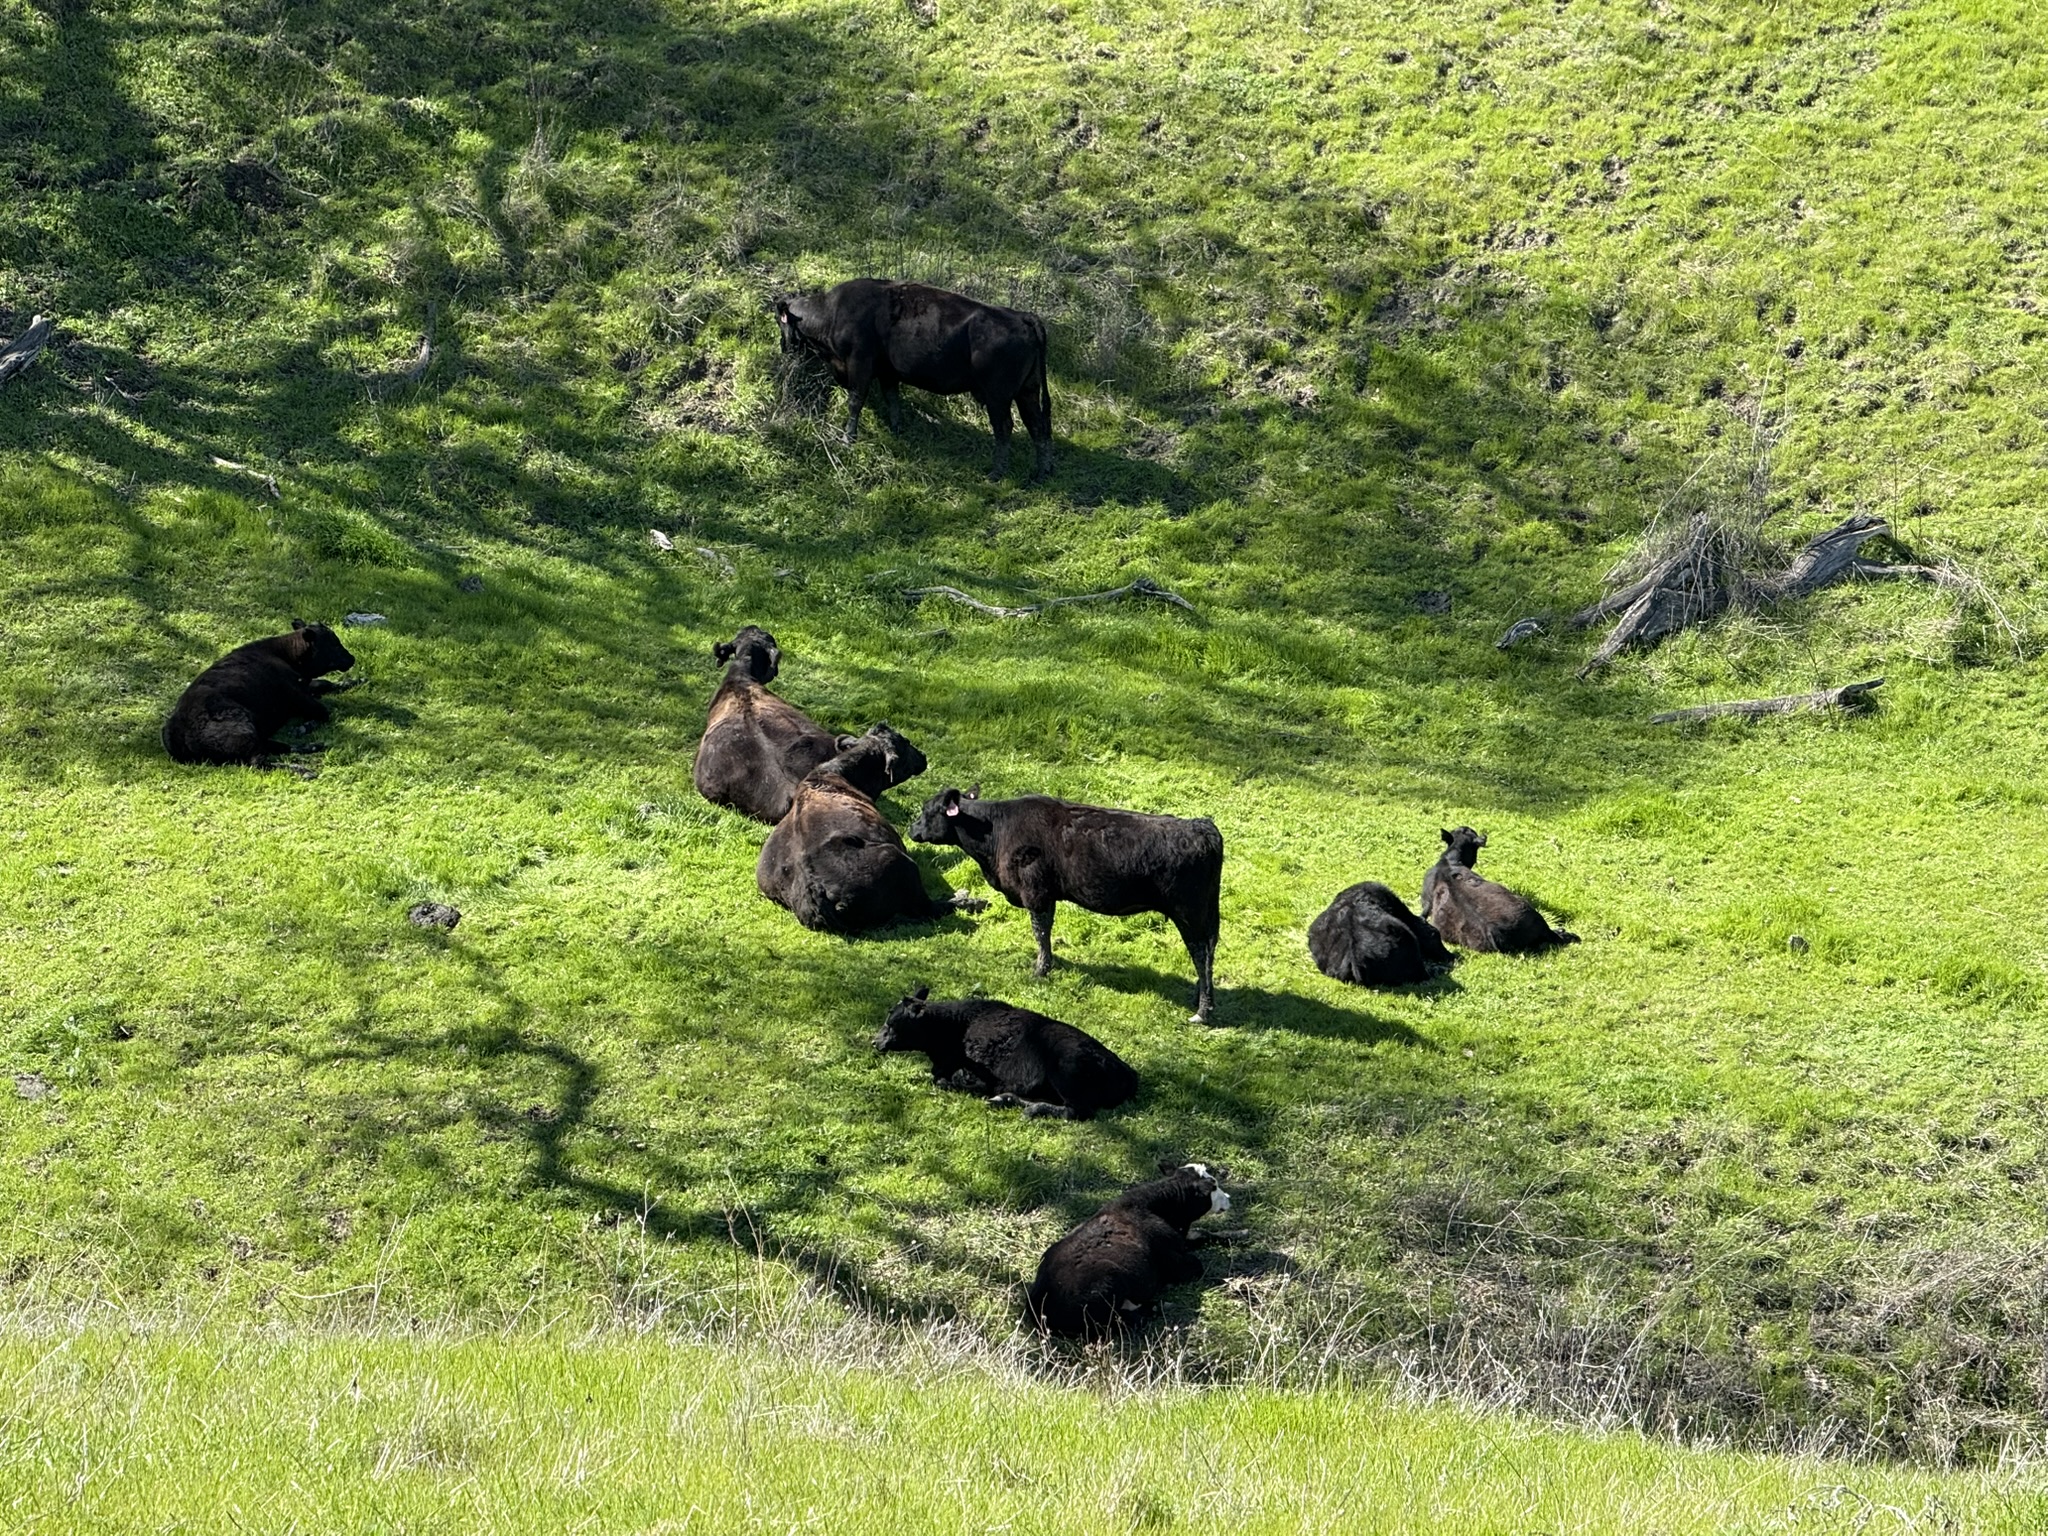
xmin=756 ymin=775 xmax=929 ymax=932
xmin=1044 ymin=804 xmax=1222 ymax=912
xmin=695 ymin=679 xmax=837 ymax=823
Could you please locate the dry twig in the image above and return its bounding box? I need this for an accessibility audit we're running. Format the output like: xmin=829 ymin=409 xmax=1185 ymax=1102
xmin=1649 ymin=677 xmax=1885 ymax=725
xmin=0 ymin=315 xmax=53 ymax=387
xmin=904 ymin=577 xmax=1195 ymax=618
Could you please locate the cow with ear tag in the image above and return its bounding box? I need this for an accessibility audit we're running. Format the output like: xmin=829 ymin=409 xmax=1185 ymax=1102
xmin=693 ymin=624 xmax=926 ymax=824
xmin=756 ymin=734 xmax=985 ymax=934
xmin=1420 ymin=826 xmax=1579 ymax=953
xmin=908 ymin=785 xmax=1224 ymax=1023
xmin=1025 ymin=1162 xmax=1233 ymax=1337
xmin=162 ymin=619 xmax=357 ymax=765
xmin=874 ymin=985 xmax=1138 ymax=1120
xmin=775 ymin=279 xmax=1054 ymax=480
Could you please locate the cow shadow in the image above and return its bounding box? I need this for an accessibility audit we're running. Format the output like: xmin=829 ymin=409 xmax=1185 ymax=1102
xmin=1063 ymin=959 xmax=1435 ymax=1050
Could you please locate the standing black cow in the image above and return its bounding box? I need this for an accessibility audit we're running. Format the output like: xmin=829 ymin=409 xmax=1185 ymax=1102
xmin=776 ymin=279 xmax=1053 ymax=479
xmin=1420 ymin=827 xmax=1580 ymax=954
xmin=874 ymin=986 xmax=1139 ymax=1121
xmin=693 ymin=624 xmax=926 ymax=824
xmin=907 ymin=787 xmax=1223 ymax=1023
xmin=756 ymin=733 xmax=986 ymax=934
xmin=162 ymin=620 xmax=357 ymax=765
xmin=1025 ymin=1162 xmax=1232 ymax=1337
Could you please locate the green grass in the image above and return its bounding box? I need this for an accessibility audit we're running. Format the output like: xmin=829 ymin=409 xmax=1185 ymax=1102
xmin=4 ymin=1325 xmax=2043 ymax=1534
xmin=6 ymin=0 xmax=2048 ymax=1475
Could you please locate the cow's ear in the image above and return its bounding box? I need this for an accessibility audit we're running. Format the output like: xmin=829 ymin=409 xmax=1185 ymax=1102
xmin=1475 ymin=831 xmax=1488 ymax=847
xmin=291 ymin=618 xmax=308 ymax=630
xmin=1156 ymin=1159 xmax=1178 ymax=1176
xmin=713 ymin=641 xmax=735 ymax=664
xmin=1440 ymin=828 xmax=1453 ymax=845
xmin=966 ymin=783 xmax=981 ymax=801
xmin=913 ymin=984 xmax=929 ymax=1001
xmin=943 ymin=788 xmax=962 ymax=817
xmin=835 ymin=734 xmax=859 ymax=752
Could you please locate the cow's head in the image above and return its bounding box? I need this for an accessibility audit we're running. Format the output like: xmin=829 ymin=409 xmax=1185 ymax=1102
xmin=1152 ymin=1160 xmax=1233 ymax=1220
xmin=862 ymin=723 xmax=928 ymax=788
xmin=907 ymin=785 xmax=981 ymax=845
xmin=1439 ymin=826 xmax=1486 ymax=868
xmin=774 ymin=293 xmax=820 ymax=356
xmin=287 ymin=619 xmax=356 ymax=678
xmin=874 ymin=984 xmax=933 ymax=1052
xmin=712 ymin=625 xmax=781 ymax=682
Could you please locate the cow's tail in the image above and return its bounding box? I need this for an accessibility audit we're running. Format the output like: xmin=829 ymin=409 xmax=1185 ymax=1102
xmin=1026 ymin=312 xmax=1052 ymax=430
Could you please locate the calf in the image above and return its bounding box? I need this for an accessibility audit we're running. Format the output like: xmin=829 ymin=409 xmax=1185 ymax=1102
xmin=874 ymin=986 xmax=1138 ymax=1121
xmin=693 ymin=625 xmax=926 ymax=823
xmin=756 ymin=733 xmax=986 ymax=934
xmin=776 ymin=279 xmax=1053 ymax=479
xmin=1025 ymin=1162 xmax=1231 ymax=1338
xmin=1308 ymin=881 xmax=1453 ymax=987
xmin=162 ymin=620 xmax=356 ymax=765
xmin=908 ymin=788 xmax=1224 ymax=1022
xmin=1420 ymin=827 xmax=1580 ymax=953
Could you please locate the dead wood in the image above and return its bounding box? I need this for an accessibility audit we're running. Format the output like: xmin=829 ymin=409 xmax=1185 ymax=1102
xmin=0 ymin=315 xmax=53 ymax=387
xmin=905 ymin=577 xmax=1195 ymax=618
xmin=1578 ymin=511 xmax=1981 ymax=676
xmin=1649 ymin=677 xmax=1884 ymax=725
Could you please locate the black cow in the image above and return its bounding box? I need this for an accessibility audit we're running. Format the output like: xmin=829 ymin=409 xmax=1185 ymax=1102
xmin=874 ymin=986 xmax=1138 ymax=1121
xmin=1308 ymin=881 xmax=1453 ymax=987
xmin=162 ymin=620 xmax=356 ymax=765
xmin=693 ymin=625 xmax=926 ymax=824
xmin=756 ymin=733 xmax=986 ymax=933
xmin=1420 ymin=827 xmax=1580 ymax=953
xmin=1025 ymin=1162 xmax=1232 ymax=1338
xmin=908 ymin=787 xmax=1224 ymax=1022
xmin=776 ymin=279 xmax=1053 ymax=479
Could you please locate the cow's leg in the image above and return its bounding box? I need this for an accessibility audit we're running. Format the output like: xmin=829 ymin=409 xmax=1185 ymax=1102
xmin=1016 ymin=387 xmax=1053 ymax=480
xmin=1173 ymin=916 xmax=1219 ymax=1025
xmin=1030 ymin=905 xmax=1057 ymax=976
xmin=881 ymin=382 xmax=904 ymax=433
xmin=843 ymin=364 xmax=874 ymax=443
xmin=984 ymin=398 xmax=1015 ymax=480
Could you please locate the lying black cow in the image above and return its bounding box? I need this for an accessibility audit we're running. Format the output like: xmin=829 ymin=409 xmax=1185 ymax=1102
xmin=776 ymin=279 xmax=1053 ymax=479
xmin=1420 ymin=827 xmax=1579 ymax=953
xmin=1026 ymin=1162 xmax=1231 ymax=1338
xmin=756 ymin=733 xmax=986 ymax=933
xmin=1308 ymin=881 xmax=1453 ymax=987
xmin=162 ymin=620 xmax=356 ymax=765
xmin=874 ymin=986 xmax=1138 ymax=1121
xmin=908 ymin=787 xmax=1224 ymax=1022
xmin=693 ymin=625 xmax=926 ymax=824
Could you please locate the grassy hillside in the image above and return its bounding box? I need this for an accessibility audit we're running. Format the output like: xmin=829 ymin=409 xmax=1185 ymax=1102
xmin=6 ymin=0 xmax=2048 ymax=1467
xmin=5 ymin=1326 xmax=2042 ymax=1534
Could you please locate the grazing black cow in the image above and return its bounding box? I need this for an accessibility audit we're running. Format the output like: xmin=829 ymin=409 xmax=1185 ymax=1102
xmin=776 ymin=279 xmax=1053 ymax=479
xmin=1308 ymin=881 xmax=1453 ymax=987
xmin=693 ymin=625 xmax=926 ymax=824
xmin=162 ymin=620 xmax=356 ymax=765
xmin=756 ymin=733 xmax=986 ymax=934
xmin=1420 ymin=827 xmax=1580 ymax=954
xmin=1025 ymin=1162 xmax=1231 ymax=1338
xmin=908 ymin=788 xmax=1224 ymax=1023
xmin=874 ymin=986 xmax=1138 ymax=1121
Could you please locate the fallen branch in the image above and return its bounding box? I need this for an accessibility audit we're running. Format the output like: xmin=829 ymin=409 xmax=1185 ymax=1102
xmin=209 ymin=455 xmax=281 ymax=499
xmin=0 ymin=315 xmax=53 ymax=387
xmin=904 ymin=577 xmax=1195 ymax=618
xmin=1649 ymin=677 xmax=1884 ymax=725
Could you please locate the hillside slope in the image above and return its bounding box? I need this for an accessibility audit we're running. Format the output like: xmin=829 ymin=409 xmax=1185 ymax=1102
xmin=5 ymin=0 xmax=2048 ymax=1460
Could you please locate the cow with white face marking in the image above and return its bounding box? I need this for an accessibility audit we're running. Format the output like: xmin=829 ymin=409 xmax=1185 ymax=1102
xmin=1025 ymin=1162 xmax=1232 ymax=1337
